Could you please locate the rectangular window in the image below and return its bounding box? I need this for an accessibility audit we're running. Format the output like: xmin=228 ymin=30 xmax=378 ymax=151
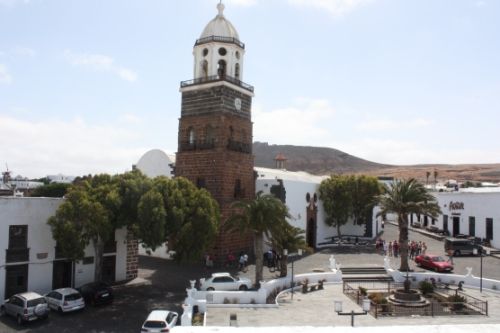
xmin=8 ymin=225 xmax=28 ymax=249
xmin=443 ymin=215 xmax=449 ymax=233
xmin=486 ymin=218 xmax=493 ymax=240
xmin=469 ymin=217 xmax=475 ymax=237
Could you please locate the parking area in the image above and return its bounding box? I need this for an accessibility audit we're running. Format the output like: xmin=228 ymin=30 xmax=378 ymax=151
xmin=1 ymin=223 xmax=499 ymax=332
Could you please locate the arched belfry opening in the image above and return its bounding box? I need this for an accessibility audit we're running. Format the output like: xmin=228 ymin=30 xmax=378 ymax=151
xmin=235 ymin=63 xmax=240 ymax=80
xmin=218 ymin=60 xmax=227 ymax=78
xmin=201 ymin=60 xmax=208 ymax=79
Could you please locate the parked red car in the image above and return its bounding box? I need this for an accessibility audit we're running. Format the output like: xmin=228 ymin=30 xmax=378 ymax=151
xmin=415 ymin=254 xmax=453 ymax=273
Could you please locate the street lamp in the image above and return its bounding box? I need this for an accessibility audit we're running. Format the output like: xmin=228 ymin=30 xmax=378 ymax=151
xmin=284 ymin=248 xmax=303 ymax=300
xmin=473 ymin=245 xmax=490 ymax=293
xmin=334 ymin=298 xmax=371 ymax=327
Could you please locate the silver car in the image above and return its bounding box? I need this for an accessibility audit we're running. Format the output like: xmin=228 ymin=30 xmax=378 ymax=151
xmin=45 ymin=288 xmax=85 ymax=313
xmin=1 ymin=292 xmax=49 ymax=325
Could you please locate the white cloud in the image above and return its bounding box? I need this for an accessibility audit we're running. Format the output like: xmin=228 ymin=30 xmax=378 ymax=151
xmin=356 ymin=118 xmax=432 ymax=131
xmin=0 ymin=115 xmax=147 ymax=178
xmin=0 ymin=0 xmax=30 ymax=6
xmin=0 ymin=64 xmax=12 ymax=84
xmin=119 ymin=113 xmax=143 ymax=125
xmin=288 ymin=0 xmax=374 ymax=17
xmin=253 ymin=98 xmax=336 ymax=145
xmin=63 ymin=50 xmax=138 ymax=82
xmin=12 ymin=46 xmax=36 ymax=57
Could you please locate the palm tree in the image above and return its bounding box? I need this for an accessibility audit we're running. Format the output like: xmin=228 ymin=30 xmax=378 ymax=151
xmin=377 ymin=178 xmax=441 ymax=271
xmin=269 ymin=224 xmax=308 ymax=277
xmin=226 ymin=192 xmax=290 ymax=287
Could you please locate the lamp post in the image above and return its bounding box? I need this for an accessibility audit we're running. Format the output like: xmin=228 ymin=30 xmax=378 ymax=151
xmin=284 ymin=248 xmax=303 ymax=300
xmin=474 ymin=246 xmax=489 ymax=293
xmin=334 ymin=298 xmax=371 ymax=327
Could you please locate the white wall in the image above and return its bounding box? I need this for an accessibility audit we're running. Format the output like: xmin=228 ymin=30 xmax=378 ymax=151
xmin=0 ymin=197 xmax=130 ymax=302
xmin=412 ymin=191 xmax=500 ymax=248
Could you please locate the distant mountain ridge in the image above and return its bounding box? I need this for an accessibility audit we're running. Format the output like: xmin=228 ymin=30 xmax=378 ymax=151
xmin=252 ymin=142 xmax=500 ymax=183
xmin=253 ymin=142 xmax=391 ymax=175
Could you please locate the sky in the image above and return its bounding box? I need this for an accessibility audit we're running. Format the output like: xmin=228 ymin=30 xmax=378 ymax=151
xmin=1 ymin=0 xmax=499 ymax=178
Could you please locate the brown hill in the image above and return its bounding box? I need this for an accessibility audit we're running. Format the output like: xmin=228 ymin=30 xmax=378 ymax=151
xmin=253 ymin=142 xmax=391 ymax=174
xmin=253 ymin=142 xmax=500 ymax=183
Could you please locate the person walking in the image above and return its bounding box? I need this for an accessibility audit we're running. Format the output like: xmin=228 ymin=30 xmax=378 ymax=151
xmin=447 ymin=248 xmax=454 ymax=265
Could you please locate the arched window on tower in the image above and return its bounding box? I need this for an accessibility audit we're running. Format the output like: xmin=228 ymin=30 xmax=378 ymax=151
xmin=188 ymin=127 xmax=196 ymax=145
xmin=201 ymin=60 xmax=208 ymax=80
xmin=218 ymin=60 xmax=226 ymax=78
xmin=205 ymin=125 xmax=215 ymax=148
xmin=235 ymin=63 xmax=240 ymax=80
xmin=229 ymin=126 xmax=234 ymax=139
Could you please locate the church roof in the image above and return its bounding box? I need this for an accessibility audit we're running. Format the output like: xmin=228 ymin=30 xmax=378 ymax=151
xmin=200 ymin=3 xmax=240 ymax=40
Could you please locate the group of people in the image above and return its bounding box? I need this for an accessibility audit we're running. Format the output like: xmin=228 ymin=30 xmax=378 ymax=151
xmin=376 ymin=239 xmax=401 ymax=257
xmin=375 ymin=239 xmax=427 ymax=258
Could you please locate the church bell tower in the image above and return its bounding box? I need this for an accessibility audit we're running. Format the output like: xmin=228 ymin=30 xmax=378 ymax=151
xmin=176 ymin=2 xmax=255 ymax=258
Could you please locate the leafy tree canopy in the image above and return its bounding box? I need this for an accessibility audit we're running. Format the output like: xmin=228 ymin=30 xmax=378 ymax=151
xmin=31 ymin=182 xmax=71 ymax=197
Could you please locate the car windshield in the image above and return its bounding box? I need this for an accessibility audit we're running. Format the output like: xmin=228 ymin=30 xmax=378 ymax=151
xmin=432 ymin=256 xmax=445 ymax=262
xmin=65 ymin=293 xmax=82 ymax=301
xmin=144 ymin=320 xmax=166 ymax=328
xmin=27 ymin=298 xmax=46 ymax=307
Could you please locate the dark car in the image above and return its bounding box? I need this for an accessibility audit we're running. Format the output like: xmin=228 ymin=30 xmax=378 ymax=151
xmin=77 ymin=282 xmax=113 ymax=306
xmin=444 ymin=237 xmax=478 ymax=256
xmin=415 ymin=254 xmax=454 ymax=273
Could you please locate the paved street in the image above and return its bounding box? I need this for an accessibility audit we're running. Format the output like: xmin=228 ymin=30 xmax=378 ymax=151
xmin=1 ymin=222 xmax=499 ymax=332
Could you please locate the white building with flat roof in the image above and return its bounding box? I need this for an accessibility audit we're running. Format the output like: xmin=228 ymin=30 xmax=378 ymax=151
xmin=0 ymin=197 xmax=137 ymax=302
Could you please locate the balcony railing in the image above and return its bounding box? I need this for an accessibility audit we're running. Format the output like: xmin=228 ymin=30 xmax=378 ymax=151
xmin=6 ymin=248 xmax=30 ymax=263
xmin=195 ymin=35 xmax=245 ymax=49
xmin=180 ymin=74 xmax=254 ymax=93
xmin=180 ymin=140 xmax=216 ymax=152
xmin=227 ymin=139 xmax=251 ymax=154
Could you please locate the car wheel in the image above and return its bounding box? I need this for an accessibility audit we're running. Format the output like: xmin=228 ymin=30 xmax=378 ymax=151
xmin=0 ymin=306 xmax=5 ymax=317
xmin=58 ymin=307 xmax=63 ymax=314
xmin=239 ymin=285 xmax=248 ymax=291
xmin=454 ymin=250 xmax=461 ymax=257
xmin=206 ymin=287 xmax=215 ymax=291
xmin=17 ymin=315 xmax=23 ymax=325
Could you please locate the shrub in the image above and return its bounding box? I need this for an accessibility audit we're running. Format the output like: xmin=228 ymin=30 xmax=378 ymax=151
xmin=223 ymin=298 xmax=230 ymax=304
xmin=448 ymin=294 xmax=466 ymax=310
xmin=419 ymin=280 xmax=434 ymax=295
xmin=192 ymin=313 xmax=204 ymax=326
xmin=368 ymin=292 xmax=386 ymax=304
xmin=358 ymin=286 xmax=368 ymax=296
xmin=302 ymin=279 xmax=309 ymax=294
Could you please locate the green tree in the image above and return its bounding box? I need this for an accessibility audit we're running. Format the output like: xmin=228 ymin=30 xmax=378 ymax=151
xmin=226 ymin=192 xmax=290 ymax=286
xmin=351 ymin=175 xmax=382 ymax=230
xmin=270 ymin=224 xmax=308 ymax=277
xmin=48 ymin=184 xmax=113 ymax=282
xmin=319 ymin=175 xmax=353 ymax=238
xmin=136 ymin=189 xmax=167 ymax=251
xmin=376 ymin=178 xmax=441 ymax=271
xmin=31 ymin=182 xmax=70 ymax=197
xmin=149 ymin=176 xmax=220 ymax=263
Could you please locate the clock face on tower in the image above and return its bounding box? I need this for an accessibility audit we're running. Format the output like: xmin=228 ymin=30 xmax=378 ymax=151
xmin=234 ymin=97 xmax=242 ymax=111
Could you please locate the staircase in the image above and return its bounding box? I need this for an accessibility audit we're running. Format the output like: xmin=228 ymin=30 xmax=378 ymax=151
xmin=341 ymin=266 xmax=393 ymax=282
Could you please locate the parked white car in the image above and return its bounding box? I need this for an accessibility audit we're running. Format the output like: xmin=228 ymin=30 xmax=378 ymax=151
xmin=44 ymin=288 xmax=85 ymax=313
xmin=0 ymin=292 xmax=49 ymax=325
xmin=140 ymin=310 xmax=178 ymax=333
xmin=200 ymin=272 xmax=252 ymax=291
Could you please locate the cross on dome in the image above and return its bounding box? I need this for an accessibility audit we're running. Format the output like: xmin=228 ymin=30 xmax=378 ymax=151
xmin=217 ymin=1 xmax=225 ymax=17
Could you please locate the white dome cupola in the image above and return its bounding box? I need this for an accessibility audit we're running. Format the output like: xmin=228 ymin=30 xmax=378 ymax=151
xmin=192 ymin=2 xmax=245 ymax=82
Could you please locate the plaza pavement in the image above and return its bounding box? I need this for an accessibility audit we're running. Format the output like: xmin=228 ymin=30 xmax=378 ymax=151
xmin=203 ymin=223 xmax=500 ymax=327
